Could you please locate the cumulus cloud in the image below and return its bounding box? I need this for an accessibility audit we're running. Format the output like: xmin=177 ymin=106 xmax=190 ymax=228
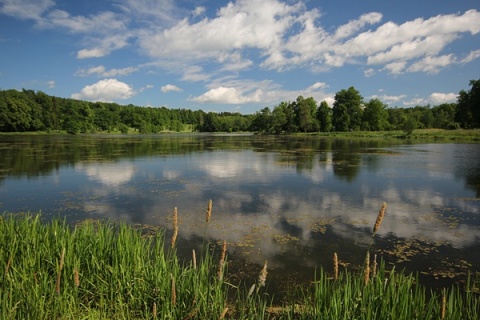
xmin=192 ymin=87 xmax=262 ymax=104
xmin=71 ymin=78 xmax=135 ymax=102
xmin=161 ymin=84 xmax=182 ymax=92
xmin=407 ymin=54 xmax=456 ymax=74
xmin=192 ymin=80 xmax=332 ymax=106
xmin=429 ymin=92 xmax=458 ymax=104
xmin=3 ymin=0 xmax=479 ymax=77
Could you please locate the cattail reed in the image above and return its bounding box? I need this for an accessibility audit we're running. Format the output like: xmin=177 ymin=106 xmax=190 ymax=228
xmin=373 ymin=202 xmax=387 ymax=234
xmin=217 ymin=240 xmax=227 ymax=281
xmin=333 ymin=252 xmax=339 ymax=280
xmin=74 ymin=268 xmax=80 ymax=287
xmin=152 ymin=302 xmax=157 ymax=319
xmin=441 ymin=290 xmax=446 ymax=320
xmin=171 ymin=273 xmax=176 ymax=306
xmin=258 ymin=260 xmax=268 ymax=287
xmin=206 ymin=199 xmax=212 ymax=224
xmin=364 ymin=251 xmax=370 ymax=285
xmin=219 ymin=307 xmax=228 ymax=320
xmin=56 ymin=247 xmax=65 ymax=294
xmin=171 ymin=207 xmax=178 ymax=248
xmin=372 ymin=254 xmax=377 ymax=278
xmin=192 ymin=249 xmax=197 ymax=270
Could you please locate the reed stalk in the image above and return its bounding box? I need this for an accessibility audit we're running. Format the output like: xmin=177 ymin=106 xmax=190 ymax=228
xmin=171 ymin=207 xmax=178 ymax=248
xmin=373 ymin=202 xmax=387 ymax=235
xmin=219 ymin=307 xmax=228 ymax=320
xmin=364 ymin=251 xmax=370 ymax=285
xmin=192 ymin=249 xmax=197 ymax=270
xmin=372 ymin=253 xmax=377 ymax=278
xmin=206 ymin=199 xmax=213 ymax=224
xmin=218 ymin=240 xmax=227 ymax=281
xmin=152 ymin=302 xmax=157 ymax=320
xmin=258 ymin=260 xmax=268 ymax=288
xmin=171 ymin=273 xmax=176 ymax=306
xmin=441 ymin=289 xmax=446 ymax=320
xmin=333 ymin=252 xmax=339 ymax=281
xmin=73 ymin=268 xmax=80 ymax=287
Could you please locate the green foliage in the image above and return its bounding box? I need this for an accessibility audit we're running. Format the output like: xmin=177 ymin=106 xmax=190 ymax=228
xmin=1 ymin=79 xmax=479 ymax=134
xmin=456 ymin=79 xmax=480 ymax=128
xmin=362 ymin=99 xmax=388 ymax=131
xmin=333 ymin=86 xmax=364 ymax=131
xmin=316 ymin=100 xmax=332 ymax=132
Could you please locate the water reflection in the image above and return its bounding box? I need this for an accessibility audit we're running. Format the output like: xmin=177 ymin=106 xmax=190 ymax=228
xmin=1 ymin=135 xmax=479 ymax=285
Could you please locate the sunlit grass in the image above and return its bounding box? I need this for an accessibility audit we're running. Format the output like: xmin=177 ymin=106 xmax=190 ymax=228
xmin=307 ymin=128 xmax=480 ymax=141
xmin=1 ymin=212 xmax=479 ymax=319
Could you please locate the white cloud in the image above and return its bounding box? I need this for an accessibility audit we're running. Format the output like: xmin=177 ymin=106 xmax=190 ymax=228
xmin=47 ymin=80 xmax=55 ymax=88
xmin=403 ymin=97 xmax=427 ymax=106
xmin=161 ymin=84 xmax=182 ymax=93
xmin=407 ymin=54 xmax=456 ymax=74
xmin=0 ymin=0 xmax=54 ymax=21
xmin=383 ymin=61 xmax=406 ymax=75
xmin=71 ymin=78 xmax=135 ymax=102
xmin=192 ymin=80 xmax=332 ymax=106
xmin=364 ymin=68 xmax=375 ymax=77
xmin=77 ymin=48 xmax=109 ymax=59
xmin=369 ymin=94 xmax=407 ymax=104
xmin=429 ymin=92 xmax=457 ymax=104
xmin=192 ymin=6 xmax=206 ymax=17
xmin=76 ymin=163 xmax=135 ymax=186
xmin=460 ymin=49 xmax=480 ymax=64
xmin=192 ymin=86 xmax=262 ymax=104
xmin=75 ymin=65 xmax=138 ymax=77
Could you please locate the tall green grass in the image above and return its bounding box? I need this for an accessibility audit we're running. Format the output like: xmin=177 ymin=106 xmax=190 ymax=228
xmin=1 ymin=213 xmax=479 ymax=319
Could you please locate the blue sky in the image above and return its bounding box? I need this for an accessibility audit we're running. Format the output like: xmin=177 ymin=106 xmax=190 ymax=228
xmin=0 ymin=0 xmax=479 ymax=114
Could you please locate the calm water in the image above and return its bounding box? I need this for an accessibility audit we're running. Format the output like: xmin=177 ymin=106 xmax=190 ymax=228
xmin=1 ymin=134 xmax=479 ymax=290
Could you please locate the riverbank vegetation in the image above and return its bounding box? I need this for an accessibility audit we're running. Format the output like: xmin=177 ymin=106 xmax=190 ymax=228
xmin=1 ymin=211 xmax=479 ymax=319
xmin=1 ymin=79 xmax=479 ymax=135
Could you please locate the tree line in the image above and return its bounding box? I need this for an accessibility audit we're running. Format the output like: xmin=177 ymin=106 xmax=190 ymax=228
xmin=0 ymin=79 xmax=478 ymax=134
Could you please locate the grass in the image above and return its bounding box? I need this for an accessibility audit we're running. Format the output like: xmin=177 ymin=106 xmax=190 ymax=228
xmin=1 ymin=212 xmax=479 ymax=319
xmin=303 ymin=128 xmax=480 ymax=141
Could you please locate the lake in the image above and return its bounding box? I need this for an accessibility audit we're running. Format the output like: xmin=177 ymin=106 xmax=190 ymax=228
xmin=1 ymin=134 xmax=479 ymax=291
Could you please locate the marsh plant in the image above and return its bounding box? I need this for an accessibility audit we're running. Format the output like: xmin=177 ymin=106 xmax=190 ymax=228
xmin=0 ymin=201 xmax=479 ymax=319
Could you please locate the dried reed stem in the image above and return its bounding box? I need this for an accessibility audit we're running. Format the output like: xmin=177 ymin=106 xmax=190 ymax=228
xmin=192 ymin=249 xmax=197 ymax=270
xmin=219 ymin=307 xmax=229 ymax=320
xmin=74 ymin=268 xmax=80 ymax=287
xmin=171 ymin=207 xmax=179 ymax=248
xmin=364 ymin=251 xmax=370 ymax=285
xmin=441 ymin=290 xmax=446 ymax=320
xmin=333 ymin=252 xmax=339 ymax=281
xmin=206 ymin=199 xmax=213 ymax=224
xmin=372 ymin=254 xmax=377 ymax=278
xmin=56 ymin=247 xmax=65 ymax=294
xmin=152 ymin=302 xmax=157 ymax=319
xmin=258 ymin=260 xmax=268 ymax=287
xmin=217 ymin=240 xmax=227 ymax=281
xmin=373 ymin=202 xmax=387 ymax=234
xmin=171 ymin=273 xmax=176 ymax=306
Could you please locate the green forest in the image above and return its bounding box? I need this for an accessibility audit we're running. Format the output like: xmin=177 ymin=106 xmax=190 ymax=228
xmin=1 ymin=79 xmax=479 ymax=134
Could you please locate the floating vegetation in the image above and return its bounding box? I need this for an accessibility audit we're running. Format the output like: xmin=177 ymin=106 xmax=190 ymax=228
xmin=310 ymin=217 xmax=336 ymax=233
